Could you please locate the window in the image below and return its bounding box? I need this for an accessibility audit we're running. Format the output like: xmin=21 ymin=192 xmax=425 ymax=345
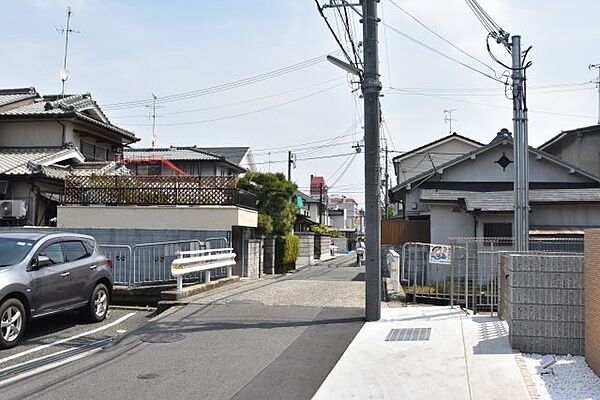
xmin=483 ymin=223 xmax=512 ymax=245
xmin=82 ymin=239 xmax=96 ymax=255
xmin=63 ymin=241 xmax=89 ymax=262
xmin=80 ymin=140 xmax=116 ymax=161
xmin=39 ymin=243 xmax=65 ymax=265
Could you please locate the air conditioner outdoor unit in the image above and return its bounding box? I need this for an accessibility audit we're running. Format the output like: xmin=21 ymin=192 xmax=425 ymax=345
xmin=0 ymin=200 xmax=27 ymax=219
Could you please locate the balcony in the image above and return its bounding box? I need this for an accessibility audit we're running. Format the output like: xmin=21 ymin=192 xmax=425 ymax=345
xmin=63 ymin=175 xmax=257 ymax=210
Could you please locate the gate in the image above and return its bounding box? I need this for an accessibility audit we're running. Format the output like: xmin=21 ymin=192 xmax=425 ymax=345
xmin=401 ymin=237 xmax=584 ymax=315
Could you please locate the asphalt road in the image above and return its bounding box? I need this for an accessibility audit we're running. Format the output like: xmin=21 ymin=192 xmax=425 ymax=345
xmin=1 ymin=255 xmax=365 ymax=400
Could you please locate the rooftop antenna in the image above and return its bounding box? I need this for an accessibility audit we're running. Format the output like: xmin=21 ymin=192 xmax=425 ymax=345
xmin=146 ymin=94 xmax=158 ymax=148
xmin=56 ymin=7 xmax=80 ymax=97
xmin=443 ymin=109 xmax=457 ymax=134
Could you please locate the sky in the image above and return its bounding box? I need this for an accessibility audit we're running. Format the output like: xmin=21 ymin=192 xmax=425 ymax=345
xmin=2 ymin=0 xmax=600 ymax=208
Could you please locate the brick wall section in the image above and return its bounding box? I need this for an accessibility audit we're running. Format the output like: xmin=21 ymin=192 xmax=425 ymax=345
xmin=585 ymin=229 xmax=600 ymax=374
xmin=500 ymin=253 xmax=584 ymax=355
xmin=262 ymin=236 xmax=276 ymax=274
xmin=318 ymin=235 xmax=331 ymax=260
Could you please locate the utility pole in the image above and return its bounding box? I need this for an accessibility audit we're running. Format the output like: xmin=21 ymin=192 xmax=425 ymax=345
xmin=319 ymin=183 xmax=324 ymax=225
xmin=384 ymin=142 xmax=389 ymax=218
xmin=512 ymin=35 xmax=529 ymax=252
xmin=443 ymin=109 xmax=457 ymax=134
xmin=590 ymin=63 xmax=600 ymax=124
xmin=57 ymin=7 xmax=80 ymax=97
xmin=287 ymin=151 xmax=295 ymax=181
xmin=362 ymin=0 xmax=382 ymax=321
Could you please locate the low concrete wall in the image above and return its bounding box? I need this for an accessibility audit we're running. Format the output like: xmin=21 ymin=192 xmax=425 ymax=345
xmin=296 ymin=232 xmax=315 ymax=267
xmin=500 ymin=253 xmax=584 ymax=355
xmin=58 ymin=205 xmax=257 ymax=231
xmin=317 ymin=235 xmax=332 ymax=260
xmin=585 ymin=229 xmax=600 ymax=374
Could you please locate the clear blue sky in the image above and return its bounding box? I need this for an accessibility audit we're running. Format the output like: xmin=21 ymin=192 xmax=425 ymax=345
xmin=2 ymin=1 xmax=600 ymax=206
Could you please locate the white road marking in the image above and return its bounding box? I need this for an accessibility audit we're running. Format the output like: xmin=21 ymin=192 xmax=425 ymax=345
xmin=0 ymin=346 xmax=105 ymax=388
xmin=0 ymin=312 xmax=135 ymax=365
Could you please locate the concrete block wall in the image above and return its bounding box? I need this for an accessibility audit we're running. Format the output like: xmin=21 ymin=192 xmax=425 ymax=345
xmin=246 ymin=239 xmax=261 ymax=279
xmin=296 ymin=232 xmax=315 ymax=267
xmin=263 ymin=236 xmax=276 ymax=274
xmin=318 ymin=235 xmax=331 ymax=260
xmin=500 ymin=253 xmax=584 ymax=355
xmin=585 ymin=229 xmax=600 ymax=374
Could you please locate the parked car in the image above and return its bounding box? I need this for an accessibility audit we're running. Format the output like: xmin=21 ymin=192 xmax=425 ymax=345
xmin=0 ymin=232 xmax=113 ymax=349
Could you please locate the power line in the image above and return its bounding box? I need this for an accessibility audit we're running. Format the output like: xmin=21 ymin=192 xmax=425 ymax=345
xmin=385 ymin=88 xmax=597 ymax=119
xmin=109 ymin=77 xmax=345 ymax=119
xmin=382 ymin=21 xmax=507 ymax=84
xmin=119 ymin=83 xmax=345 ymax=127
xmin=100 ymin=49 xmax=342 ymax=110
xmin=253 ymin=151 xmax=358 ymax=166
xmin=387 ymin=0 xmax=499 ymax=77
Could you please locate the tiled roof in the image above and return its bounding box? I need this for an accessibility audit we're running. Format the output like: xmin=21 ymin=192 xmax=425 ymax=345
xmin=71 ymin=162 xmax=131 ymax=176
xmin=0 ymin=88 xmax=38 ymax=108
xmin=196 ymin=147 xmax=249 ymax=165
xmin=420 ymin=188 xmax=600 ymax=212
xmin=123 ymin=147 xmax=223 ymax=161
xmin=0 ymin=147 xmax=84 ymax=178
xmin=0 ymin=89 xmax=138 ymax=142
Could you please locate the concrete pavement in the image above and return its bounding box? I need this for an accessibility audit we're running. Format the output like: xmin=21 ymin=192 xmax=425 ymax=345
xmin=313 ymin=306 xmax=530 ymax=400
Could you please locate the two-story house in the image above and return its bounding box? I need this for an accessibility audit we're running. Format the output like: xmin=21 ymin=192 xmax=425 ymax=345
xmin=0 ymin=87 xmax=139 ymax=225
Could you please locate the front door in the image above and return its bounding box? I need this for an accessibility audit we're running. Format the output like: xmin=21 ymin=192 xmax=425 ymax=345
xmin=29 ymin=241 xmax=75 ymax=316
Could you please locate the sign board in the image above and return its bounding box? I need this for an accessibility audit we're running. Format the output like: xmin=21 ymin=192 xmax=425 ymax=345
xmin=429 ymin=244 xmax=452 ymax=265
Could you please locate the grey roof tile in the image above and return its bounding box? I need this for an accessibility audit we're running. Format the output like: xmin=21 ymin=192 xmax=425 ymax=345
xmin=0 ymin=147 xmax=83 ymax=177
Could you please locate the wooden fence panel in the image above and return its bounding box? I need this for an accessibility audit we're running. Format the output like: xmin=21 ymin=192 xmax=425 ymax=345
xmin=381 ymin=219 xmax=430 ymax=245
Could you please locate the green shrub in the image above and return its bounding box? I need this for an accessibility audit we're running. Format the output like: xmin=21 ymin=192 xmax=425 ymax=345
xmin=275 ymin=235 xmax=300 ymax=271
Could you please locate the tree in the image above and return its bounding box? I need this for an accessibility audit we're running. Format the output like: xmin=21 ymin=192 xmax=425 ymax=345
xmin=238 ymin=172 xmax=297 ymax=236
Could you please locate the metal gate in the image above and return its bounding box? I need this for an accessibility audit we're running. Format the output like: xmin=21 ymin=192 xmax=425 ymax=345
xmin=401 ymin=237 xmax=584 ymax=315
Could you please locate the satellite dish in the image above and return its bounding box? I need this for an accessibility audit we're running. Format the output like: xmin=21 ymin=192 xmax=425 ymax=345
xmin=60 ymin=68 xmax=71 ymax=82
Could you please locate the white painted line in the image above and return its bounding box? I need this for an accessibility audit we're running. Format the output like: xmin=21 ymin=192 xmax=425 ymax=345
xmin=0 ymin=312 xmax=135 ymax=365
xmin=0 ymin=346 xmax=104 ymax=388
xmin=0 ymin=338 xmax=109 ymax=374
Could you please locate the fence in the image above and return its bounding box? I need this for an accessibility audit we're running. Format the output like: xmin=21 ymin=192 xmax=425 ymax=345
xmin=64 ymin=175 xmax=257 ymax=209
xmin=381 ymin=219 xmax=430 ymax=245
xmin=100 ymin=237 xmax=230 ymax=287
xmin=399 ymin=237 xmax=584 ymax=314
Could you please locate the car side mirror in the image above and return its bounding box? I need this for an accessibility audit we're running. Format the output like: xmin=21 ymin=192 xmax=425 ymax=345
xmin=32 ymin=255 xmax=52 ymax=269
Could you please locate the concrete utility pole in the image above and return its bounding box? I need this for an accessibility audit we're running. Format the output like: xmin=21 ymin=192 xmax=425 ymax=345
xmin=590 ymin=63 xmax=600 ymax=125
xmin=287 ymin=151 xmax=294 ymax=181
xmin=384 ymin=142 xmax=389 ymax=218
xmin=362 ymin=0 xmax=382 ymax=321
xmin=511 ymin=35 xmax=529 ymax=252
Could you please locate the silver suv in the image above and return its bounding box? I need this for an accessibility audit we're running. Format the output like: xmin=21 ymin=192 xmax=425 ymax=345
xmin=0 ymin=232 xmax=113 ymax=349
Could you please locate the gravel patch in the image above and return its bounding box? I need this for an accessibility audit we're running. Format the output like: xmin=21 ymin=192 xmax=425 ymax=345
xmin=522 ymin=353 xmax=600 ymax=400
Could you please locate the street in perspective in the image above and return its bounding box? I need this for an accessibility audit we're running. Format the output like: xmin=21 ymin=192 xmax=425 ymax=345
xmin=2 ymin=1 xmax=600 ymax=399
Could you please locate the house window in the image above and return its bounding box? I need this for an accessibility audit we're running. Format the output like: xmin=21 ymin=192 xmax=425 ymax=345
xmin=80 ymin=140 xmax=114 ymax=161
xmin=147 ymin=164 xmax=162 ymax=176
xmin=483 ymin=223 xmax=512 ymax=239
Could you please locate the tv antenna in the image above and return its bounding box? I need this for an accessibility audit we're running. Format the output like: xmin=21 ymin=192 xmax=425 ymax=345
xmin=443 ymin=109 xmax=457 ymax=134
xmin=56 ymin=7 xmax=80 ymax=97
xmin=145 ymin=94 xmax=164 ymax=148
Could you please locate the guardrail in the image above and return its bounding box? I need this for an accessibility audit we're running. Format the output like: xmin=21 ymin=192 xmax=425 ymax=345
xmin=171 ymin=248 xmax=236 ymax=290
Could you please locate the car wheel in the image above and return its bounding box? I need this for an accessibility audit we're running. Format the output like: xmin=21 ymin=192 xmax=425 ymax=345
xmin=84 ymin=284 xmax=109 ymax=323
xmin=0 ymin=298 xmax=26 ymax=349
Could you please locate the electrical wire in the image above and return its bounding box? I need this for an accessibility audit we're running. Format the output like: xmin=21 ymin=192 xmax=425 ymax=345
xmin=382 ymin=21 xmax=506 ymax=85
xmin=314 ymin=0 xmax=356 ymax=68
xmin=99 ymin=49 xmax=343 ymax=110
xmin=388 ymin=0 xmax=500 ymax=78
xmin=118 ymin=82 xmax=345 ymax=127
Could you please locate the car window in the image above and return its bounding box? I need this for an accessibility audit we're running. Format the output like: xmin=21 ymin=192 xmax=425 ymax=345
xmin=82 ymin=239 xmax=96 ymax=255
xmin=39 ymin=243 xmax=65 ymax=265
xmin=0 ymin=238 xmax=36 ymax=267
xmin=63 ymin=241 xmax=89 ymax=262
